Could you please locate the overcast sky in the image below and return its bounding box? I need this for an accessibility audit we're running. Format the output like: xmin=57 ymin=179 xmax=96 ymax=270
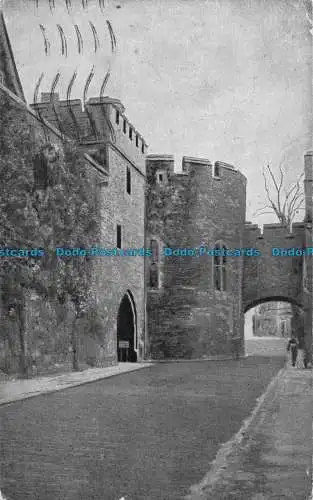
xmin=2 ymin=0 xmax=312 ymax=225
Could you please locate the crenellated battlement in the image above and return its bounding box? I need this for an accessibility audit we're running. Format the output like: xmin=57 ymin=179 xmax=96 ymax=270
xmin=182 ymin=156 xmax=212 ymax=166
xmin=146 ymin=154 xmax=245 ymax=182
xmin=30 ymin=93 xmax=148 ymax=170
xmin=244 ymin=221 xmax=307 ymax=239
xmin=244 ymin=223 xmax=262 ymax=238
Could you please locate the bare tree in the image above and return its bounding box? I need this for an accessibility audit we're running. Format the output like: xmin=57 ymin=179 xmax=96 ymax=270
xmin=254 ymin=162 xmax=306 ymax=343
xmin=254 ymin=163 xmax=304 ymax=230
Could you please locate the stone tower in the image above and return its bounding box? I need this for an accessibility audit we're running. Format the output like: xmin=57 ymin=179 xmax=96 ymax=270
xmin=145 ymin=155 xmax=247 ymax=359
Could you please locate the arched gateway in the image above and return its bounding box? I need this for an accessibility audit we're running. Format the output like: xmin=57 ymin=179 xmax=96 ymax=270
xmin=116 ymin=291 xmax=137 ymax=362
xmin=242 ymin=221 xmax=312 ymax=354
xmin=242 ymin=222 xmax=306 ymax=315
xmin=244 ymin=296 xmax=303 ymax=314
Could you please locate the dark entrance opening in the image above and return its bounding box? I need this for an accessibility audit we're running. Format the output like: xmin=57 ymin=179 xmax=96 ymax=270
xmin=117 ymin=293 xmax=137 ymax=362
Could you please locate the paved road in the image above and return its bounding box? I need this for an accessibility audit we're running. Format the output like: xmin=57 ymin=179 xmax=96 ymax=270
xmin=199 ymin=366 xmax=312 ymax=500
xmin=0 ymin=357 xmax=285 ymax=500
xmin=245 ymin=337 xmax=288 ymax=357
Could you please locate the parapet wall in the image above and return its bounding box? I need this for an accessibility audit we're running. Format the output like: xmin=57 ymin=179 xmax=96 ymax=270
xmin=244 ymin=221 xmax=307 ymax=241
xmin=146 ymin=154 xmax=247 ymax=250
xmin=146 ymin=154 xmax=243 ymax=180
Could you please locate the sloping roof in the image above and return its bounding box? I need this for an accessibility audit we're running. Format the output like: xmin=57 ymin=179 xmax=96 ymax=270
xmin=0 ymin=10 xmax=26 ymax=102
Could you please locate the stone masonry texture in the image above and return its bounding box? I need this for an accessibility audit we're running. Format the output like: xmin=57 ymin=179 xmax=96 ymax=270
xmin=145 ymin=156 xmax=247 ymax=359
xmin=31 ymin=94 xmax=147 ymax=364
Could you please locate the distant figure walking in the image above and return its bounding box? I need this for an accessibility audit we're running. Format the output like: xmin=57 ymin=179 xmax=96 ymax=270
xmin=287 ymin=336 xmax=299 ymax=367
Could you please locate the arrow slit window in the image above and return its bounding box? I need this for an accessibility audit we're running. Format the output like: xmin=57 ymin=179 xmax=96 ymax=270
xmin=214 ymin=242 xmax=227 ymax=291
xmin=149 ymin=262 xmax=159 ymax=288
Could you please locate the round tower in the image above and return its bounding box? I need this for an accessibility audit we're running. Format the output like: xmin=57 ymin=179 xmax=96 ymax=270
xmin=145 ymin=155 xmax=247 ymax=359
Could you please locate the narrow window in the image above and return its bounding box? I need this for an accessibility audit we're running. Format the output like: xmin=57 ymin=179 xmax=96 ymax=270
xmin=303 ymin=256 xmax=308 ymax=291
xmin=157 ymin=171 xmax=167 ymax=184
xmin=136 ymin=135 xmax=139 ymax=147
xmin=214 ymin=251 xmax=221 ymax=290
xmin=150 ymin=239 xmax=159 ymax=262
xmin=126 ymin=166 xmax=131 ymax=195
xmin=123 ymin=119 xmax=127 ymax=134
xmin=214 ymin=163 xmax=220 ymax=177
xmin=115 ymin=110 xmax=120 ymax=124
xmin=214 ymin=242 xmax=227 ymax=291
xmin=0 ymin=71 xmax=4 ymax=85
xmin=129 ymin=127 xmax=133 ymax=140
xmin=222 ymin=248 xmax=227 ymax=291
xmin=141 ymin=142 xmax=145 ymax=154
xmin=281 ymin=321 xmax=285 ymax=337
xmin=149 ymin=262 xmax=159 ymax=288
xmin=117 ymin=224 xmax=122 ymax=248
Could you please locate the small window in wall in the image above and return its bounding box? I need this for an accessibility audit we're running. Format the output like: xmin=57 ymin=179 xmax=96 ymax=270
xmin=123 ymin=119 xmax=127 ymax=134
xmin=214 ymin=253 xmax=221 ymax=290
xmin=303 ymin=256 xmax=309 ymax=291
xmin=126 ymin=166 xmax=131 ymax=195
xmin=157 ymin=172 xmax=166 ymax=184
xmin=150 ymin=239 xmax=159 ymax=262
xmin=136 ymin=135 xmax=139 ymax=147
xmin=281 ymin=321 xmax=286 ymax=337
xmin=214 ymin=242 xmax=227 ymax=291
xmin=117 ymin=224 xmax=122 ymax=248
xmin=213 ymin=163 xmax=220 ymax=177
xmin=222 ymin=251 xmax=227 ymax=291
xmin=141 ymin=142 xmax=145 ymax=154
xmin=149 ymin=262 xmax=159 ymax=288
xmin=129 ymin=127 xmax=133 ymax=140
xmin=115 ymin=110 xmax=120 ymax=124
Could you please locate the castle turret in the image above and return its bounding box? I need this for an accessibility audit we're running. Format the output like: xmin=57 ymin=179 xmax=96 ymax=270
xmin=145 ymin=155 xmax=247 ymax=360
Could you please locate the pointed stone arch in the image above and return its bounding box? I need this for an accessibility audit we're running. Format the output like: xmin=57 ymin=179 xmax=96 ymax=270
xmin=116 ymin=290 xmax=138 ymax=362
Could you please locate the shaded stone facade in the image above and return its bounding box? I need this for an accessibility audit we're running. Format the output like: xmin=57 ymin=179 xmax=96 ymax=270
xmin=31 ymin=94 xmax=148 ymax=363
xmin=145 ymin=155 xmax=247 ymax=359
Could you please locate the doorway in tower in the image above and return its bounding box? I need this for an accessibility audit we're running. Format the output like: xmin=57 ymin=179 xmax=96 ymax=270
xmin=116 ymin=291 xmax=137 ymax=362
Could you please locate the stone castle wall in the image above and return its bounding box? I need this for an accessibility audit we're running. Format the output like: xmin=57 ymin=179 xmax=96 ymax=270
xmin=145 ymin=155 xmax=247 ymax=359
xmin=30 ymin=93 xmax=148 ymax=362
xmin=0 ymin=81 xmax=148 ymax=374
xmin=242 ymin=222 xmax=306 ymax=312
xmin=93 ymin=141 xmax=146 ymax=361
xmin=0 ymin=84 xmax=108 ymax=374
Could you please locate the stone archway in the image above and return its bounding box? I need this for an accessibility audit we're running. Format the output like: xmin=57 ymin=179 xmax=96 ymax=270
xmin=244 ymin=296 xmax=303 ymax=315
xmin=244 ymin=297 xmax=304 ymax=347
xmin=116 ymin=291 xmax=137 ymax=362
